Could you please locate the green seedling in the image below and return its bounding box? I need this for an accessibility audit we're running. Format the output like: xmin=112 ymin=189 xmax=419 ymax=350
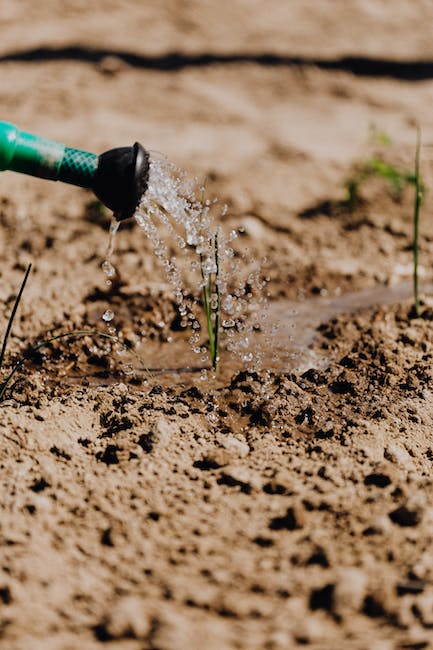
xmin=345 ymin=127 xmax=417 ymax=210
xmin=0 ymin=265 xmax=149 ymax=402
xmin=412 ymin=127 xmax=423 ymax=317
xmin=148 ymin=189 xmax=221 ymax=372
xmin=196 ymin=182 xmax=221 ymax=372
xmin=345 ymin=158 xmax=417 ymax=210
xmin=345 ymin=126 xmax=425 ymax=317
xmin=200 ymin=231 xmax=221 ymax=372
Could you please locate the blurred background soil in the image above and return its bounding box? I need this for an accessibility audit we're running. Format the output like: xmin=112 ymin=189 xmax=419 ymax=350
xmin=2 ymin=2 xmax=433 ymax=649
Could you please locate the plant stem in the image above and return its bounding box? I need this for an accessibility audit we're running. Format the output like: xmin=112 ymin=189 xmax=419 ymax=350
xmin=200 ymin=255 xmax=215 ymax=365
xmin=0 ymin=263 xmax=31 ymax=372
xmin=212 ymin=231 xmax=221 ymax=371
xmin=413 ymin=127 xmax=422 ymax=317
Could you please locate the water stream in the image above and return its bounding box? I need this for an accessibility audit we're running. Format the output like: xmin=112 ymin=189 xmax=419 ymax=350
xmin=144 ymin=280 xmax=422 ymax=384
xmin=97 ymin=154 xmax=424 ymax=386
xmin=267 ymin=280 xmax=421 ymax=374
xmin=101 ymin=154 xmax=271 ymax=378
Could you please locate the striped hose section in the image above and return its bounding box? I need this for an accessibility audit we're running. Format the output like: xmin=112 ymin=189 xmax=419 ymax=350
xmin=59 ymin=147 xmax=98 ymax=188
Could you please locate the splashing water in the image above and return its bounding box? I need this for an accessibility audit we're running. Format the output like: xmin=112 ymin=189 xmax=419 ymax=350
xmin=102 ymin=218 xmax=119 ymax=284
xmin=133 ymin=154 xmax=272 ymax=372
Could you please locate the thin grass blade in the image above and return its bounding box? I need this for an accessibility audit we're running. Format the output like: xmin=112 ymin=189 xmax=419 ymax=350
xmin=413 ymin=127 xmax=422 ymax=317
xmin=0 ymin=263 xmax=31 ymax=372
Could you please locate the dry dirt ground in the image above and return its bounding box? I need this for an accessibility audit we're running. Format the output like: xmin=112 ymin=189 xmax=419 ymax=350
xmin=3 ymin=2 xmax=433 ymax=649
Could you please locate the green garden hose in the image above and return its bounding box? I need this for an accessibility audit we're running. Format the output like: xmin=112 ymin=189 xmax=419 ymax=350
xmin=0 ymin=121 xmax=149 ymax=220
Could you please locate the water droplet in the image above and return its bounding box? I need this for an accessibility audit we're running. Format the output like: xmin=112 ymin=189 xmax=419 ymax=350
xmin=102 ymin=260 xmax=116 ymax=278
xmin=122 ymin=363 xmax=135 ymax=376
xmin=102 ymin=309 xmax=115 ymax=322
xmin=223 ymin=295 xmax=234 ymax=313
xmin=110 ymin=220 xmax=120 ymax=235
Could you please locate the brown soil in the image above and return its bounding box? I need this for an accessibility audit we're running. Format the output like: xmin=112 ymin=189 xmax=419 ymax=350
xmin=2 ymin=3 xmax=433 ymax=649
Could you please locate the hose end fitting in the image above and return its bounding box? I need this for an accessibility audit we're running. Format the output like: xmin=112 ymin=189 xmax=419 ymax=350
xmin=92 ymin=142 xmax=149 ymax=221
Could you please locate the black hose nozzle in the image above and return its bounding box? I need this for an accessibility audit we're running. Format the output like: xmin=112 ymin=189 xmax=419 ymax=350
xmin=93 ymin=142 xmax=149 ymax=221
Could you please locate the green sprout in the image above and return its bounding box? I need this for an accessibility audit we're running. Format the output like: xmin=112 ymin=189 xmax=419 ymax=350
xmin=344 ymin=127 xmax=417 ymax=210
xmin=200 ymin=230 xmax=221 ymax=372
xmin=195 ymin=182 xmax=221 ymax=373
xmin=345 ymin=126 xmax=425 ymax=317
xmin=413 ymin=127 xmax=423 ymax=317
xmin=148 ymin=187 xmax=222 ymax=373
xmin=345 ymin=158 xmax=417 ymax=210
